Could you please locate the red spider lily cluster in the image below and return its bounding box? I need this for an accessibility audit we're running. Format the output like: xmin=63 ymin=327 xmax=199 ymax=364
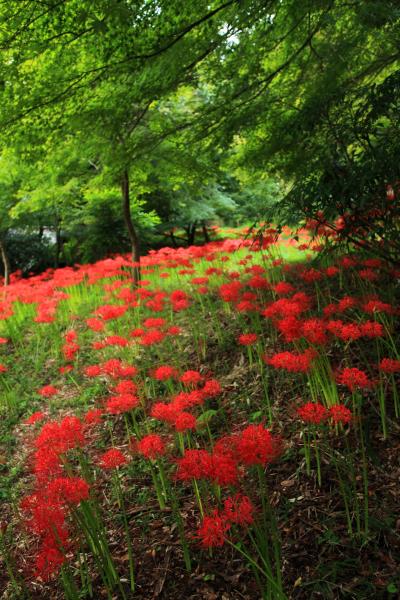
xmin=21 ymin=415 xmax=89 ymax=579
xmin=1 ymin=226 xmax=399 ymax=597
xmin=196 ymin=494 xmax=255 ymax=548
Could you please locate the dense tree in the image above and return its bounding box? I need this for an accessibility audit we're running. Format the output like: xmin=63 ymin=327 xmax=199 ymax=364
xmin=0 ymin=0 xmax=398 ymax=279
xmin=194 ymin=0 xmax=400 ymax=258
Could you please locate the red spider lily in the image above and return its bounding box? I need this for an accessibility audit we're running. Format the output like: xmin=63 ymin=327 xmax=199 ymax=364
xmin=178 ymin=268 xmax=195 ymax=275
xmin=329 ymin=405 xmax=353 ymax=424
xmin=323 ymin=303 xmax=338 ymax=317
xmin=101 ymin=359 xmax=137 ymax=378
xmin=144 ymin=317 xmax=166 ymax=328
xmin=84 ymin=408 xmax=104 ymax=424
xmin=64 ymin=331 xmax=77 ymax=343
xmin=180 ymin=370 xmax=203 ymax=386
xmin=262 ymin=296 xmax=310 ymax=319
xmin=35 ymin=416 xmax=85 ymax=456
xmin=92 ymin=341 xmax=106 ymax=350
xmin=302 ymin=318 xmax=328 ymax=345
xmin=153 ymin=365 xmax=179 ymax=380
xmin=175 ymin=449 xmax=213 ymax=481
xmin=105 ymin=394 xmax=139 ymax=414
xmin=205 ymin=267 xmax=222 ymax=276
xmin=112 ymin=380 xmax=138 ymax=395
xmin=222 ymin=494 xmax=255 ymax=526
xmin=297 ymin=402 xmax=329 ymax=424
xmin=86 ymin=318 xmax=105 ymax=331
xmin=264 ymin=349 xmax=316 ymax=373
xmin=102 ymin=359 xmax=127 ymax=377
xmin=236 ymin=300 xmax=259 ymax=313
xmin=325 ymin=266 xmax=340 ymax=277
xmin=46 ymin=477 xmax=90 ymax=505
xmin=130 ymin=328 xmax=145 ymax=338
xmin=273 ymin=281 xmax=295 ymax=296
xmin=363 ymin=299 xmax=394 ymax=315
xmin=359 ymin=321 xmax=384 ymax=338
xmin=195 ymin=510 xmax=231 ymax=548
xmin=201 ymin=379 xmax=222 ymax=398
xmin=359 ymin=268 xmax=378 ymax=281
xmin=20 ymin=479 xmax=83 ymax=581
xmin=21 ymin=492 xmax=66 ymax=536
xmin=235 ymin=424 xmax=282 ymax=466
xmin=272 ymin=259 xmax=283 ymax=267
xmin=33 ymin=447 xmax=64 ymax=482
xmin=337 ymin=296 xmax=358 ymax=312
xmin=170 ymin=391 xmax=192 ymax=411
xmin=119 ymin=365 xmax=138 ymax=377
xmin=336 ymin=367 xmax=374 ymax=391
xmin=238 ymin=333 xmax=258 ymax=346
xmin=326 ymin=319 xmax=345 ymax=336
xmin=170 ymin=290 xmax=190 ymax=311
xmin=209 ymin=452 xmax=239 ymax=486
xmin=340 ymin=256 xmax=358 ymax=269
xmin=35 ymin=542 xmax=67 ymax=581
xmin=379 ymin=358 xmax=400 ymax=373
xmin=135 ymin=434 xmax=166 ymax=459
xmin=173 ymin=412 xmax=197 ymax=432
xmin=362 ymin=258 xmax=382 ymax=268
xmin=213 ymin=435 xmax=237 ymax=460
xmin=99 ymin=448 xmax=128 ymax=469
xmin=241 ymin=291 xmax=257 ymax=301
xmin=139 ymin=330 xmax=166 ymax=346
xmin=0 ymin=337 xmax=8 ymax=343
xmin=219 ymin=281 xmax=243 ymax=303
xmin=336 ymin=323 xmax=362 ymax=341
xmin=84 ymin=364 xmax=102 ymax=377
xmin=247 ymin=274 xmax=270 ymax=290
xmin=0 ymin=363 xmax=8 ymax=372
xmin=135 ymin=288 xmax=153 ymax=300
xmin=300 ymin=268 xmax=324 ymax=283
xmin=102 ymin=335 xmax=129 ymax=347
xmin=246 ymin=264 xmax=266 ymax=274
xmin=94 ymin=304 xmax=127 ymax=320
xmin=38 ymin=385 xmax=59 ymax=398
xmin=34 ymin=312 xmax=55 ymax=323
xmin=292 ymin=291 xmax=314 ymax=309
xmin=151 ymin=402 xmax=179 ymax=424
xmin=167 ymin=325 xmax=181 ymax=336
xmin=276 ymin=316 xmax=302 ymax=342
xmin=146 ymin=298 xmax=165 ymax=311
xmin=172 ymin=390 xmax=204 ymax=411
xmin=197 ymin=285 xmax=209 ymax=295
xmin=24 ymin=411 xmax=46 ymax=425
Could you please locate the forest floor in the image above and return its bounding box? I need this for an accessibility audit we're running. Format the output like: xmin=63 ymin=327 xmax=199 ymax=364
xmin=0 ymin=226 xmax=399 ymax=600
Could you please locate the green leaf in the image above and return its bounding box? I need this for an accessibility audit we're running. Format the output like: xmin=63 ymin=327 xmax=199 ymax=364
xmin=250 ymin=410 xmax=263 ymax=422
xmin=196 ymin=409 xmax=218 ymax=424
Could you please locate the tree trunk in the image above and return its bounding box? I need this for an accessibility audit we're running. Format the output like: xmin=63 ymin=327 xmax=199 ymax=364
xmin=121 ymin=169 xmax=141 ymax=284
xmin=202 ymin=222 xmax=210 ymax=243
xmin=0 ymin=237 xmax=10 ymax=286
xmin=55 ymin=219 xmax=62 ymax=268
xmin=169 ymin=230 xmax=177 ymax=248
xmin=186 ymin=222 xmax=197 ymax=246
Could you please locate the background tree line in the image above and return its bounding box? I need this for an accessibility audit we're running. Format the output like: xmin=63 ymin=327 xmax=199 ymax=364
xmin=0 ymin=0 xmax=398 ymax=280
